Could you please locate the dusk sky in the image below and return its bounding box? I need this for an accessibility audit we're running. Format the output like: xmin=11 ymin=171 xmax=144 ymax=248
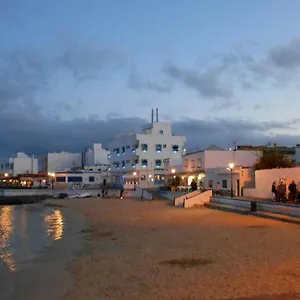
xmin=1 ymin=0 xmax=300 ymax=156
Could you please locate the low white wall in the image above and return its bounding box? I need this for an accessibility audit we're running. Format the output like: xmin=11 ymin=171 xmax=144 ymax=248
xmin=184 ymin=190 xmax=212 ymax=208
xmin=174 ymin=190 xmax=201 ymax=207
xmin=243 ymin=167 xmax=300 ymax=199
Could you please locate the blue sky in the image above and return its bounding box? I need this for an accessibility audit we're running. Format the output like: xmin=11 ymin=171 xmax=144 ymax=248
xmin=1 ymin=0 xmax=300 ymax=155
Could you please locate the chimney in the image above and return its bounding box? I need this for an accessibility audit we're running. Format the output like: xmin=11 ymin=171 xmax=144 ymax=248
xmin=151 ymin=109 xmax=154 ymax=123
xmin=156 ymin=108 xmax=158 ymax=122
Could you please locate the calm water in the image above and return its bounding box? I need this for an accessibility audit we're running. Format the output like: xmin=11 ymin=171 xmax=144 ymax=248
xmin=0 ymin=203 xmax=85 ymax=300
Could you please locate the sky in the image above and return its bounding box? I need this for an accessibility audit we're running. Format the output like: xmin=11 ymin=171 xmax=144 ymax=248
xmin=1 ymin=0 xmax=300 ymax=156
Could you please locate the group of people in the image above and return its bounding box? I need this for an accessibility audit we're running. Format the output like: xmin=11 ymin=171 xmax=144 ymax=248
xmin=271 ymin=180 xmax=300 ymax=203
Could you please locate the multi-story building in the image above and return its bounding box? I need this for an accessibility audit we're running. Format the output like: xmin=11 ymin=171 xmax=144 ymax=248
xmin=82 ymin=143 xmax=109 ymax=168
xmin=41 ymin=152 xmax=82 ymax=173
xmin=109 ymin=110 xmax=186 ymax=187
xmin=0 ymin=152 xmax=38 ymax=176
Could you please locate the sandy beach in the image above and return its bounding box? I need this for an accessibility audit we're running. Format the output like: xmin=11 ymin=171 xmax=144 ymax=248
xmin=48 ymin=197 xmax=300 ymax=300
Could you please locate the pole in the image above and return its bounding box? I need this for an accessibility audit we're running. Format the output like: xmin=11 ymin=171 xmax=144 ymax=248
xmin=230 ymin=168 xmax=233 ymax=197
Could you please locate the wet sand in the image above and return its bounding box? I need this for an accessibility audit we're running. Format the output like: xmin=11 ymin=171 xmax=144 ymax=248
xmin=49 ymin=197 xmax=300 ymax=300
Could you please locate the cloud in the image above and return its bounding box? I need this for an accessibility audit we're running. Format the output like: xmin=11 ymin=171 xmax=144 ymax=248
xmin=128 ymin=67 xmax=172 ymax=93
xmin=164 ymin=64 xmax=233 ymax=99
xmin=0 ymin=110 xmax=299 ymax=157
xmin=269 ymin=39 xmax=300 ymax=69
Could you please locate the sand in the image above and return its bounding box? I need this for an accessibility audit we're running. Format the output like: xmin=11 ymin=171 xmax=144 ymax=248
xmin=49 ymin=197 xmax=300 ymax=300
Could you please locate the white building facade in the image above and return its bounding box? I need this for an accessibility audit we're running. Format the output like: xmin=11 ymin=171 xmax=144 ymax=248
xmin=165 ymin=146 xmax=260 ymax=196
xmin=109 ymin=121 xmax=186 ymax=188
xmin=41 ymin=152 xmax=82 ymax=173
xmin=82 ymin=143 xmax=109 ymax=167
xmin=0 ymin=152 xmax=38 ymax=176
xmin=294 ymin=144 xmax=300 ymax=165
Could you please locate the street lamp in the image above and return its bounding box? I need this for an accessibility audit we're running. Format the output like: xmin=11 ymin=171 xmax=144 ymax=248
xmin=48 ymin=172 xmax=55 ymax=190
xmin=228 ymin=163 xmax=234 ymax=197
xmin=4 ymin=173 xmax=8 ymax=177
xmin=133 ymin=171 xmax=137 ymax=190
xmin=171 ymin=168 xmax=176 ymax=174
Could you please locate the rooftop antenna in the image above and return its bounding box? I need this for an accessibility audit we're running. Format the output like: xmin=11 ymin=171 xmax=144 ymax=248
xmin=156 ymin=108 xmax=158 ymax=122
xmin=151 ymin=109 xmax=154 ymax=123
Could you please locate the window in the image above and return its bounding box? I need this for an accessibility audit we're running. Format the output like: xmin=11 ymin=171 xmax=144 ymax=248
xmin=141 ymin=144 xmax=148 ymax=152
xmin=116 ymin=148 xmax=120 ymax=156
xmin=10 ymin=163 xmax=13 ymax=170
xmin=122 ymin=161 xmax=125 ymax=168
xmin=163 ymin=144 xmax=167 ymax=148
xmin=155 ymin=159 xmax=162 ymax=167
xmin=132 ymin=164 xmax=136 ymax=168
xmin=191 ymin=160 xmax=195 ymax=168
xmin=222 ymin=179 xmax=227 ymax=189
xmin=56 ymin=176 xmax=66 ymax=182
xmin=196 ymin=159 xmax=202 ymax=169
xmin=155 ymin=144 xmax=162 ymax=152
xmin=141 ymin=175 xmax=146 ymax=181
xmin=108 ymin=154 xmax=111 ymax=158
xmin=89 ymin=176 xmax=95 ymax=182
xmin=208 ymin=180 xmax=213 ymax=188
xmin=159 ymin=130 xmax=164 ymax=134
xmin=67 ymin=176 xmax=82 ymax=182
xmin=141 ymin=159 xmax=148 ymax=167
xmin=184 ymin=159 xmax=188 ymax=167
xmin=122 ymin=146 xmax=125 ymax=153
xmin=172 ymin=145 xmax=179 ymax=153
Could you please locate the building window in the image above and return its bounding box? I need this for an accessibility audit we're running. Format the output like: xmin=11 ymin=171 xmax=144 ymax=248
xmin=141 ymin=175 xmax=146 ymax=181
xmin=191 ymin=160 xmax=195 ymax=168
xmin=134 ymin=158 xmax=139 ymax=164
xmin=172 ymin=145 xmax=179 ymax=153
xmin=160 ymin=130 xmax=164 ymax=134
xmin=141 ymin=159 xmax=148 ymax=168
xmin=155 ymin=159 xmax=162 ymax=168
xmin=108 ymin=154 xmax=111 ymax=158
xmin=122 ymin=146 xmax=125 ymax=153
xmin=208 ymin=180 xmax=213 ymax=188
xmin=141 ymin=144 xmax=148 ymax=152
xmin=89 ymin=176 xmax=95 ymax=182
xmin=155 ymin=144 xmax=162 ymax=152
xmin=67 ymin=176 xmax=82 ymax=182
xmin=163 ymin=144 xmax=167 ymax=148
xmin=132 ymin=164 xmax=136 ymax=168
xmin=132 ymin=148 xmax=136 ymax=153
xmin=184 ymin=159 xmax=188 ymax=167
xmin=116 ymin=148 xmax=120 ymax=156
xmin=222 ymin=179 xmax=227 ymax=189
xmin=122 ymin=161 xmax=125 ymax=168
xmin=56 ymin=176 xmax=66 ymax=182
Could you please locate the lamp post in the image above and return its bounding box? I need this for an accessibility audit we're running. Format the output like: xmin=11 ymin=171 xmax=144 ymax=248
xmin=48 ymin=172 xmax=55 ymax=190
xmin=228 ymin=163 xmax=234 ymax=197
xmin=133 ymin=171 xmax=137 ymax=190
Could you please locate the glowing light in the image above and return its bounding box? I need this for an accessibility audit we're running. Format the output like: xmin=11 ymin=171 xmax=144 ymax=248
xmin=228 ymin=162 xmax=234 ymax=169
xmin=133 ymin=172 xmax=137 ymax=176
xmin=171 ymin=169 xmax=176 ymax=174
xmin=4 ymin=173 xmax=9 ymax=177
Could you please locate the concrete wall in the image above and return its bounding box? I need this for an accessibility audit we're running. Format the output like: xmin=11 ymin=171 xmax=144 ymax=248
xmin=174 ymin=190 xmax=201 ymax=207
xmin=243 ymin=167 xmax=300 ymax=199
xmin=184 ymin=190 xmax=212 ymax=208
xmin=83 ymin=143 xmax=109 ymax=166
xmin=134 ymin=187 xmax=153 ymax=200
xmin=44 ymin=152 xmax=82 ymax=172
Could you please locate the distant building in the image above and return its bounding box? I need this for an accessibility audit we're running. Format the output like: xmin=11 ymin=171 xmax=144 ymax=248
xmin=41 ymin=152 xmax=82 ymax=173
xmin=294 ymin=144 xmax=300 ymax=165
xmin=108 ymin=109 xmax=186 ymax=187
xmin=82 ymin=143 xmax=109 ymax=167
xmin=0 ymin=152 xmax=38 ymax=176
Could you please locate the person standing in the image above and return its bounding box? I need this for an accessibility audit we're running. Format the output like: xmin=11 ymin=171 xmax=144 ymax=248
xmin=271 ymin=182 xmax=277 ymax=202
xmin=288 ymin=180 xmax=297 ymax=203
xmin=278 ymin=181 xmax=286 ymax=202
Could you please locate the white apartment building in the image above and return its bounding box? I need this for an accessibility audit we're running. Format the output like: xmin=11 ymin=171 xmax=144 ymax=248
xmin=0 ymin=152 xmax=38 ymax=176
xmin=41 ymin=152 xmax=82 ymax=173
xmin=82 ymin=143 xmax=109 ymax=167
xmin=109 ymin=110 xmax=186 ymax=187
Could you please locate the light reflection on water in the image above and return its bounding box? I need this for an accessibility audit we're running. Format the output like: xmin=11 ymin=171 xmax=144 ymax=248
xmin=0 ymin=205 xmax=64 ymax=273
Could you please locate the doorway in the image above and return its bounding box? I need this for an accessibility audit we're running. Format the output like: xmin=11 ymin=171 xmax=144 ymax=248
xmin=237 ymin=179 xmax=240 ymax=196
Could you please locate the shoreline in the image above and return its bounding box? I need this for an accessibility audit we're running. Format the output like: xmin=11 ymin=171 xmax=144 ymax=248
xmin=4 ymin=202 xmax=87 ymax=300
